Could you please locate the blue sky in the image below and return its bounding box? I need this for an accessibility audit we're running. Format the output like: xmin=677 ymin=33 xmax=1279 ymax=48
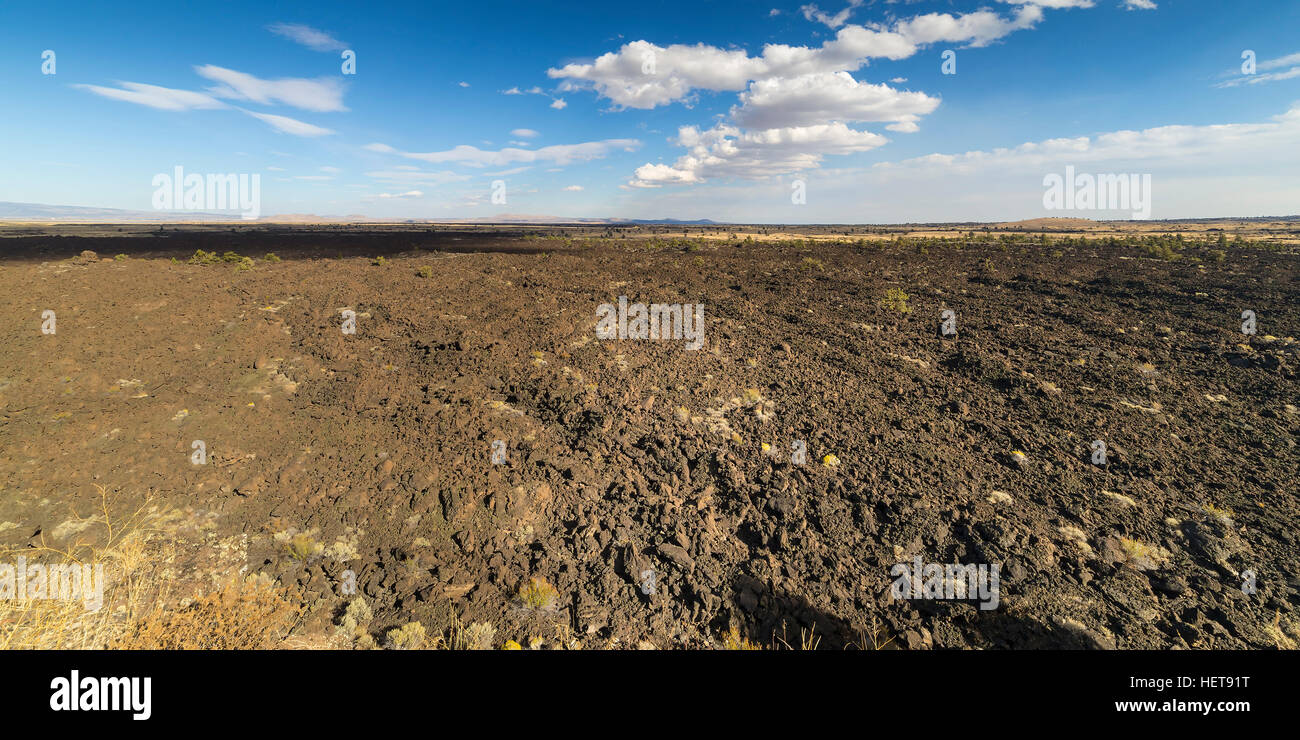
xmin=1 ymin=0 xmax=1298 ymax=222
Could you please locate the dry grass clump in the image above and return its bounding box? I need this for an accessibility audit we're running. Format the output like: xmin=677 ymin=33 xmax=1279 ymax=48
xmin=283 ymin=532 xmax=323 ymax=561
xmin=2 ymin=485 xmax=306 ymax=651
xmin=384 ymin=621 xmax=427 ymax=650
xmin=1117 ymin=537 xmax=1170 ymax=571
xmin=722 ymin=625 xmax=761 ymax=650
xmin=110 ymin=576 xmax=301 ymax=650
xmin=0 ymin=486 xmax=159 ymax=649
xmin=334 ymin=596 xmax=377 ymax=649
xmin=1265 ymin=611 xmax=1299 ymax=650
xmin=0 ymin=575 xmax=123 ymax=650
xmin=1201 ymin=503 xmax=1235 ymax=524
xmin=335 ymin=599 xmax=507 ymax=651
xmin=517 ymin=577 xmax=560 ymax=611
xmin=464 ymin=621 xmax=497 ymax=650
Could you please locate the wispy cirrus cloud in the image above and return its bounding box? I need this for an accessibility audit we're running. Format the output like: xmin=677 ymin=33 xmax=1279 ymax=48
xmin=871 ymin=103 xmax=1300 ymax=177
xmin=1258 ymin=51 xmax=1300 ymax=72
xmin=197 ymin=65 xmax=347 ymax=112
xmin=76 ymin=78 xmax=337 ymax=137
xmin=1218 ymin=66 xmax=1300 ymax=87
xmin=363 ymin=169 xmax=473 ymax=186
xmin=1216 ymin=51 xmax=1300 ymax=88
xmin=240 ymin=109 xmax=336 ymax=137
xmin=364 ymin=190 xmax=425 ymax=200
xmin=267 ymin=22 xmax=348 ymax=52
xmin=364 ymin=138 xmax=640 ymax=167
xmin=500 ymin=85 xmax=567 ymax=109
xmin=73 ymin=81 xmax=226 ymax=111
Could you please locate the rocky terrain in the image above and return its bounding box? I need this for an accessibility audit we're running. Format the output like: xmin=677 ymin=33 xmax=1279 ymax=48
xmin=2 ymin=224 xmax=1297 ymax=650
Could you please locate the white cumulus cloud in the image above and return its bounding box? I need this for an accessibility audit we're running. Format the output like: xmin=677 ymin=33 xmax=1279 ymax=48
xmin=730 ymin=71 xmax=940 ymax=130
xmin=629 ymin=122 xmax=887 ymax=186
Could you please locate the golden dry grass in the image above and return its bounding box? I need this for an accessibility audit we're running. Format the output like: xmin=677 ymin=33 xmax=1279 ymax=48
xmin=110 ymin=577 xmax=301 ymax=650
xmin=1 ymin=485 xmax=301 ymax=650
xmin=1265 ymin=611 xmax=1299 ymax=650
xmin=0 ymin=486 xmax=160 ymax=649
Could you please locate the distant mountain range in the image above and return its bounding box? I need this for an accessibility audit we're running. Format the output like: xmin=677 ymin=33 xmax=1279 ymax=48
xmin=0 ymin=202 xmax=717 ymax=225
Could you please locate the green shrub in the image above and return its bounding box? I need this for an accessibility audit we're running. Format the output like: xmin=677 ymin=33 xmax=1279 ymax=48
xmin=879 ymin=287 xmax=911 ymax=314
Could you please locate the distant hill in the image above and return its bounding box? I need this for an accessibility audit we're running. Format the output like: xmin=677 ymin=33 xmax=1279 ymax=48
xmin=995 ymin=217 xmax=1099 ymax=230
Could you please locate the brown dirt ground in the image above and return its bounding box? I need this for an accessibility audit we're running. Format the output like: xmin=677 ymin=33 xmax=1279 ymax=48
xmin=1 ymin=225 xmax=1297 ymax=649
